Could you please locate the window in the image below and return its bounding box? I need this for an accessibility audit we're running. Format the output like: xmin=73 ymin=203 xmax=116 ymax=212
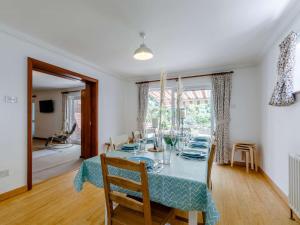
xmin=146 ymin=89 xmax=173 ymax=129
xmin=146 ymin=87 xmax=212 ymax=136
xmin=181 ymin=89 xmax=212 ymax=136
xmin=65 ymin=93 xmax=81 ymax=143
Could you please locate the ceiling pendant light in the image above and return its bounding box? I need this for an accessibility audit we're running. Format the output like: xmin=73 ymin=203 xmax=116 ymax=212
xmin=133 ymin=32 xmax=154 ymax=61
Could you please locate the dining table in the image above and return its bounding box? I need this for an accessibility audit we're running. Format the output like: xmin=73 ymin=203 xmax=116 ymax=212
xmin=73 ymin=146 xmax=219 ymax=225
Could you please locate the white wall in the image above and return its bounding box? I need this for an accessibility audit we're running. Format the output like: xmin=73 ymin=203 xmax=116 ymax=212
xmin=230 ymin=67 xmax=261 ymax=153
xmin=123 ymin=82 xmax=138 ymax=134
xmin=259 ymin=14 xmax=300 ymax=195
xmin=0 ymin=27 xmax=135 ymax=193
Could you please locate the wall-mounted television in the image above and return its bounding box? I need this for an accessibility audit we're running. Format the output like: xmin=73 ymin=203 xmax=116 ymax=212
xmin=39 ymin=100 xmax=54 ymax=113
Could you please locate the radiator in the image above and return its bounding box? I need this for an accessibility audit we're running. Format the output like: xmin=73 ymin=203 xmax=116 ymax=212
xmin=289 ymin=154 xmax=300 ymax=218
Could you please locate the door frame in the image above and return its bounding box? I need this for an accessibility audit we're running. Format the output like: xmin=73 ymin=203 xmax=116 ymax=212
xmin=27 ymin=57 xmax=99 ymax=190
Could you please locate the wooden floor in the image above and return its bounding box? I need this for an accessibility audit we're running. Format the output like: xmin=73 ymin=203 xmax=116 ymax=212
xmin=0 ymin=165 xmax=299 ymax=225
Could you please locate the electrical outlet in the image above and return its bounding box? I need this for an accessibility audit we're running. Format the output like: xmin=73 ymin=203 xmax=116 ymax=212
xmin=0 ymin=170 xmax=9 ymax=178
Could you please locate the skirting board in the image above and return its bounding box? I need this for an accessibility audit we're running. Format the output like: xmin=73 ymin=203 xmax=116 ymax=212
xmin=259 ymin=167 xmax=299 ymax=221
xmin=0 ymin=186 xmax=27 ymax=201
xmin=232 ymin=161 xmax=289 ymax=203
xmin=258 ymin=167 xmax=288 ymax=204
xmin=232 ymin=161 xmax=299 ymax=221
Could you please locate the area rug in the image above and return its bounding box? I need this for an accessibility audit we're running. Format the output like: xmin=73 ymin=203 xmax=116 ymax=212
xmin=32 ymin=144 xmax=81 ymax=173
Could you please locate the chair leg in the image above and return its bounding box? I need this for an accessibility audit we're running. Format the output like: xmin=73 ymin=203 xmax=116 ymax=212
xmin=254 ymin=147 xmax=259 ymax=172
xmin=202 ymin=212 xmax=206 ymax=224
xmin=231 ymin=145 xmax=235 ymax=167
xmin=50 ymin=137 xmax=54 ymax=146
xmin=246 ymin=152 xmax=249 ymax=173
xmin=45 ymin=137 xmax=51 ymax=146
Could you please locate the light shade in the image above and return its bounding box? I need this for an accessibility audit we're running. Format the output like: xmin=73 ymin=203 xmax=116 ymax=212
xmin=134 ymin=43 xmax=154 ymax=60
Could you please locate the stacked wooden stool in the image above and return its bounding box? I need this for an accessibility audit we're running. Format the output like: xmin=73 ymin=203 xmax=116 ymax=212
xmin=231 ymin=143 xmax=258 ymax=172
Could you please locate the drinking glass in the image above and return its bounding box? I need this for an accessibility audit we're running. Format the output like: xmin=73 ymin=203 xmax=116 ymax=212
xmin=163 ymin=144 xmax=172 ymax=165
xmin=138 ymin=138 xmax=145 ymax=152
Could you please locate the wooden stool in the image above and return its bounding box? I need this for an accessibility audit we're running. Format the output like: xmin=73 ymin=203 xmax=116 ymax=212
xmin=231 ymin=143 xmax=258 ymax=172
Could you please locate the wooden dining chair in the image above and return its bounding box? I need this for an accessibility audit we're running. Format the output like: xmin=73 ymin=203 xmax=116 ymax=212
xmin=100 ymin=154 xmax=175 ymax=225
xmin=174 ymin=144 xmax=216 ymax=225
xmin=109 ymin=134 xmax=129 ymax=150
xmin=207 ymin=144 xmax=216 ymax=190
xmin=132 ymin=130 xmax=142 ymax=142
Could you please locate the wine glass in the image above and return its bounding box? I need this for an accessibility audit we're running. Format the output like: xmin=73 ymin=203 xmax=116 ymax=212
xmin=169 ymin=129 xmax=177 ymax=150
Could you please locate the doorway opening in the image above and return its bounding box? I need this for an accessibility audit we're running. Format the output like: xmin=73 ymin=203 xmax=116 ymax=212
xmin=32 ymin=72 xmax=84 ymax=184
xmin=28 ymin=58 xmax=98 ymax=189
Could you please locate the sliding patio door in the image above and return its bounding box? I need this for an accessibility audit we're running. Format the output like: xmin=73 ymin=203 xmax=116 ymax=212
xmin=63 ymin=92 xmax=82 ymax=144
xmin=146 ymin=87 xmax=212 ymax=136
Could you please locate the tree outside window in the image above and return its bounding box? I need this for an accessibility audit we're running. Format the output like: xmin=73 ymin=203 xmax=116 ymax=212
xmin=146 ymin=88 xmax=212 ymax=136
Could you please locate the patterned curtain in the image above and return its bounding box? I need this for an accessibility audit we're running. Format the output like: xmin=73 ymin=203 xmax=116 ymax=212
xmin=137 ymin=83 xmax=149 ymax=132
xmin=212 ymin=74 xmax=232 ymax=164
xmin=269 ymin=31 xmax=298 ymax=106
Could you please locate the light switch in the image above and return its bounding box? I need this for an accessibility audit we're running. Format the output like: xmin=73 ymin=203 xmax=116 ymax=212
xmin=4 ymin=96 xmax=18 ymax=103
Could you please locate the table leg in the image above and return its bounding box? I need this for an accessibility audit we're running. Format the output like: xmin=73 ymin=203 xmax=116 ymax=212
xmin=231 ymin=145 xmax=235 ymax=167
xmin=104 ymin=205 xmax=107 ymax=225
xmin=245 ymin=152 xmax=249 ymax=173
xmin=188 ymin=211 xmax=198 ymax=225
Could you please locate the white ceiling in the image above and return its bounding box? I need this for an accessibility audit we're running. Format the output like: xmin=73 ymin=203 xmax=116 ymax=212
xmin=0 ymin=0 xmax=299 ymax=78
xmin=32 ymin=71 xmax=85 ymax=90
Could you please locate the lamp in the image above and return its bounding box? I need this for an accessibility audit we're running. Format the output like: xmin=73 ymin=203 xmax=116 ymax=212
xmin=133 ymin=32 xmax=153 ymax=61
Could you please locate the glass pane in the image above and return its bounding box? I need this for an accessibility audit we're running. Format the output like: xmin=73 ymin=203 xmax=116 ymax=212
xmin=67 ymin=95 xmax=81 ymax=143
xmin=146 ymin=89 xmax=173 ymax=129
xmin=180 ymin=89 xmax=212 ymax=136
xmin=146 ymin=88 xmax=212 ymax=135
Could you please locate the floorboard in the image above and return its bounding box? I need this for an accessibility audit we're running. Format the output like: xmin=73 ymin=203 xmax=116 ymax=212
xmin=0 ymin=165 xmax=299 ymax=225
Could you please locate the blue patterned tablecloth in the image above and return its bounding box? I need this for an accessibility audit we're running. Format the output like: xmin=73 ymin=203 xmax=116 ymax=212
xmin=74 ymin=151 xmax=219 ymax=225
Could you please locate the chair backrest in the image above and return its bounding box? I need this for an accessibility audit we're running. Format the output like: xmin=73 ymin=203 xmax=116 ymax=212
xmin=207 ymin=144 xmax=216 ymax=190
xmin=100 ymin=154 xmax=152 ymax=225
xmin=109 ymin=134 xmax=129 ymax=150
xmin=132 ymin=130 xmax=142 ymax=142
xmin=67 ymin=123 xmax=77 ymax=136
